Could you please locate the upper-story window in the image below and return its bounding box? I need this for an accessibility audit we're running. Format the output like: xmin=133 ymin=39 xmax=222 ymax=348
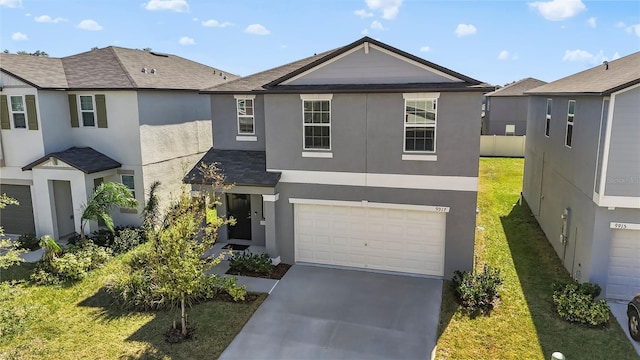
xmin=302 ymin=95 xmax=331 ymax=150
xmin=79 ymin=95 xmax=96 ymax=127
xmin=545 ymin=99 xmax=552 ymax=137
xmin=9 ymin=96 xmax=27 ymax=129
xmin=236 ymin=97 xmax=255 ymax=135
xmin=404 ymin=98 xmax=437 ymax=152
xmin=565 ymin=100 xmax=575 ymax=147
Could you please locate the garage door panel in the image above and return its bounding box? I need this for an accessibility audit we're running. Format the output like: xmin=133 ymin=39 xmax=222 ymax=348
xmin=295 ymin=203 xmax=445 ymax=277
xmin=0 ymin=184 xmax=36 ymax=235
xmin=606 ymin=229 xmax=640 ymax=300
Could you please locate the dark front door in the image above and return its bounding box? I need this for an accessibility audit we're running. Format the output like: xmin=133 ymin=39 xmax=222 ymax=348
xmin=226 ymin=193 xmax=252 ymax=240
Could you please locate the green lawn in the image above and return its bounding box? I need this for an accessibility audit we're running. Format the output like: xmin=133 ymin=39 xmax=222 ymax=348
xmin=0 ymin=253 xmax=265 ymax=359
xmin=436 ymin=158 xmax=637 ymax=359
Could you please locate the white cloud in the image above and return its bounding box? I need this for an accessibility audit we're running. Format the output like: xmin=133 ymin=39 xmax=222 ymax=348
xmin=11 ymin=32 xmax=27 ymax=40
xmin=361 ymin=28 xmax=369 ymax=35
xmin=615 ymin=21 xmax=626 ymax=28
xmin=244 ymin=23 xmax=270 ymax=35
xmin=25 ymin=13 xmax=30 ymax=16
xmin=498 ymin=50 xmax=510 ymax=60
xmin=370 ymin=20 xmax=386 ymax=30
xmin=365 ymin=0 xmax=403 ymax=20
xmin=202 ymin=19 xmax=231 ymax=28
xmin=178 ymin=36 xmax=195 ymax=45
xmin=627 ymin=24 xmax=640 ymax=37
xmin=587 ymin=17 xmax=596 ymax=28
xmin=0 ymin=0 xmax=21 ymax=8
xmin=77 ymin=19 xmax=103 ymax=31
xmin=563 ymin=49 xmax=617 ymax=65
xmin=455 ymin=23 xmax=477 ymax=37
xmin=144 ymin=0 xmax=189 ymax=12
xmin=354 ymin=9 xmax=373 ymax=18
xmin=420 ymin=46 xmax=430 ymax=53
xmin=35 ymin=15 xmax=67 ymax=23
xmin=192 ymin=17 xmax=198 ymax=21
xmin=529 ymin=0 xmax=586 ymax=21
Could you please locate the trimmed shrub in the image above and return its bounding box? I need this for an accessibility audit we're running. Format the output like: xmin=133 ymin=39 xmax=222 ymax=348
xmin=17 ymin=233 xmax=39 ymax=251
xmin=552 ymin=282 xmax=609 ymax=327
xmin=112 ymin=228 xmax=142 ymax=254
xmin=30 ymin=241 xmax=112 ymax=284
xmin=452 ymin=264 xmax=503 ymax=313
xmin=229 ymin=252 xmax=273 ymax=275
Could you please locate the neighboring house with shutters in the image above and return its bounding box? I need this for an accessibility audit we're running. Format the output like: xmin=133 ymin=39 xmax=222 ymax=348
xmin=0 ymin=48 xmax=236 ymax=239
xmin=522 ymin=52 xmax=640 ymax=300
xmin=186 ymin=37 xmax=492 ymax=278
xmin=482 ymin=77 xmax=547 ymax=136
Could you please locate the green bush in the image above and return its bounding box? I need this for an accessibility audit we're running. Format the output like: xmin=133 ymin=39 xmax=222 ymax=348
xmin=112 ymin=228 xmax=142 ymax=254
xmin=17 ymin=233 xmax=39 ymax=251
xmin=31 ymin=241 xmax=112 ymax=284
xmin=50 ymin=253 xmax=92 ymax=281
xmin=552 ymin=282 xmax=609 ymax=327
xmin=229 ymin=252 xmax=273 ymax=275
xmin=452 ymin=264 xmax=503 ymax=313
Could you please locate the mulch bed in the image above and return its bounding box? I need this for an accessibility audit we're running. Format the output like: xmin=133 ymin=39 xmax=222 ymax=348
xmin=226 ymin=263 xmax=291 ymax=280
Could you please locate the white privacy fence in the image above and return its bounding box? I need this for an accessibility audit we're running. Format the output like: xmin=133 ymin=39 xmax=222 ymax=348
xmin=480 ymin=135 xmax=526 ymax=157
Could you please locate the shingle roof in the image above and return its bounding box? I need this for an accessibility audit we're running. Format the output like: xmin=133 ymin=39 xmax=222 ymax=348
xmin=526 ymin=51 xmax=640 ymax=95
xmin=485 ymin=78 xmax=547 ymax=97
xmin=184 ymin=149 xmax=281 ymax=187
xmin=1 ymin=47 xmax=238 ymax=90
xmin=203 ymin=37 xmax=493 ymax=94
xmin=22 ymin=147 xmax=121 ymax=173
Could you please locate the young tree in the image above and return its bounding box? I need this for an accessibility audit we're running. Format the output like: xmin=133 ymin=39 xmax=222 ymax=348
xmin=142 ymin=181 xmax=161 ymax=235
xmin=0 ymin=194 xmax=25 ymax=280
xmin=80 ymin=183 xmax=137 ymax=242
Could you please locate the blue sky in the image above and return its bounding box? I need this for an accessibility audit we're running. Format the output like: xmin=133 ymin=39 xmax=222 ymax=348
xmin=1 ymin=0 xmax=638 ymax=86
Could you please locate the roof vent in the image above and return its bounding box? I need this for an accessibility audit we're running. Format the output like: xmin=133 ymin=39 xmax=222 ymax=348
xmin=223 ymin=76 xmax=227 ymax=80
xmin=603 ymin=60 xmax=609 ymax=70
xmin=150 ymin=68 xmax=157 ymax=74
xmin=141 ymin=67 xmax=147 ymax=73
xmin=213 ymin=70 xmax=216 ymax=74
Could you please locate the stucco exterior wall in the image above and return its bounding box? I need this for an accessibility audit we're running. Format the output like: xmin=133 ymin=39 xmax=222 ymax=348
xmin=484 ymin=96 xmax=528 ymax=136
xmin=210 ymin=94 xmax=266 ymax=151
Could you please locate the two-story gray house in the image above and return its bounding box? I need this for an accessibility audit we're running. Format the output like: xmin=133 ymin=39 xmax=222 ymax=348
xmin=483 ymin=77 xmax=547 ymax=136
xmin=522 ymin=52 xmax=640 ymax=300
xmin=187 ymin=37 xmax=492 ymax=278
xmin=0 ymin=48 xmax=236 ymax=239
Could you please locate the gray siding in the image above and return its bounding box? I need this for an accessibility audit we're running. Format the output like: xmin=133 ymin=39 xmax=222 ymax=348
xmin=287 ymin=47 xmax=458 ymax=85
xmin=264 ymin=92 xmax=481 ymax=177
xmin=211 ymin=95 xmax=266 ymax=151
xmin=484 ymin=96 xmax=528 ymax=136
xmin=273 ymin=183 xmax=477 ymax=279
xmin=604 ymin=86 xmax=640 ymax=197
xmin=39 ymin=90 xmax=73 ymax=154
xmin=137 ymin=91 xmax=210 ymax=126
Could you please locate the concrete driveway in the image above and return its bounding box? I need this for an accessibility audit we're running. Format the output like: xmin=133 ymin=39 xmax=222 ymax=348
xmin=220 ymin=265 xmax=443 ymax=360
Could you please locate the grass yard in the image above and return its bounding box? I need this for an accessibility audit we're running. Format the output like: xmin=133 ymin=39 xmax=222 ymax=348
xmin=0 ymin=254 xmax=265 ymax=359
xmin=436 ymin=158 xmax=637 ymax=359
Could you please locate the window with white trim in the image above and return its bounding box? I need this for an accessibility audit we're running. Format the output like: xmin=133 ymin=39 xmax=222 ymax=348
xmin=303 ymin=99 xmax=331 ymax=150
xmin=79 ymin=95 xmax=96 ymax=127
xmin=565 ymin=100 xmax=575 ymax=147
xmin=404 ymin=98 xmax=437 ymax=152
xmin=121 ymin=174 xmax=135 ymax=198
xmin=236 ymin=98 xmax=255 ymax=134
xmin=9 ymin=95 xmax=27 ymax=129
xmin=545 ymin=99 xmax=552 ymax=137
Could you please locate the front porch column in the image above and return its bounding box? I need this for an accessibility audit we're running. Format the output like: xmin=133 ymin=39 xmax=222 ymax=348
xmin=262 ymin=193 xmax=279 ymax=257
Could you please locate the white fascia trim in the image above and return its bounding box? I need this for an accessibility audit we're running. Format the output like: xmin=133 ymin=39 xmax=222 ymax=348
xmin=597 ymin=195 xmax=640 ymax=209
xmin=262 ymin=193 xmax=280 ymax=202
xmin=289 ymin=198 xmax=450 ymax=213
xmin=234 ymin=94 xmax=256 ymax=100
xmin=403 ymin=92 xmax=440 ymax=99
xmin=302 ymin=152 xmax=333 ymax=158
xmin=300 ymin=94 xmax=333 ymax=100
xmin=267 ymin=169 xmax=478 ymax=192
xmin=610 ymin=222 xmax=640 ymax=230
xmin=402 ymin=154 xmax=437 ymax=161
xmin=236 ymin=136 xmax=257 ymax=142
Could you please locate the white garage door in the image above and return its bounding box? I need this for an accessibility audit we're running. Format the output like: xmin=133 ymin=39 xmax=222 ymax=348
xmin=606 ymin=229 xmax=640 ymax=300
xmin=294 ymin=202 xmax=446 ymax=277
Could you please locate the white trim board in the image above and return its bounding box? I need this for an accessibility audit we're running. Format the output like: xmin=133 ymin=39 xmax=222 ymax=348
xmin=266 ymin=169 xmax=478 ymax=192
xmin=594 ymin=194 xmax=640 ymax=209
xmin=289 ymin=198 xmax=450 ymax=213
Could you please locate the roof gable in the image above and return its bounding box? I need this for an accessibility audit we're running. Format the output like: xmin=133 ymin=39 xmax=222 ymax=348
xmin=0 ymin=54 xmax=68 ymax=89
xmin=281 ymin=42 xmax=462 ymax=86
xmin=22 ymin=147 xmax=121 ymax=174
xmin=485 ymin=78 xmax=547 ymax=97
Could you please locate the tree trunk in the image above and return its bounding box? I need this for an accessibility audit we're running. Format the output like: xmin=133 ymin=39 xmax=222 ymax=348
xmin=181 ymin=293 xmax=187 ymax=336
xmin=80 ymin=221 xmax=87 ymax=242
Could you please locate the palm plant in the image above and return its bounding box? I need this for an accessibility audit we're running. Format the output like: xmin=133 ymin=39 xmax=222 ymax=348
xmin=39 ymin=235 xmax=61 ymax=263
xmin=80 ymin=182 xmax=138 ymax=242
